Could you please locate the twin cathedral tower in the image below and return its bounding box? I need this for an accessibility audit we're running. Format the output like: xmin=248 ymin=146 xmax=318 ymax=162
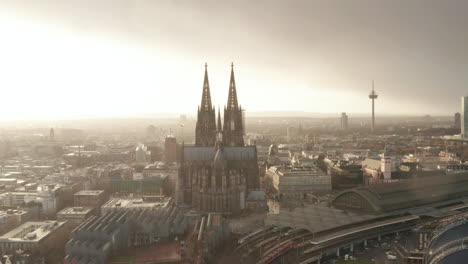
xmin=177 ymin=63 xmax=259 ymax=215
xmin=196 ymin=63 xmax=245 ymax=147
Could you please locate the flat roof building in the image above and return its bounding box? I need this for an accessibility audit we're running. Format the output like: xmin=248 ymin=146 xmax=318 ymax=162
xmin=0 ymin=209 xmax=31 ymax=235
xmin=0 ymin=221 xmax=68 ymax=262
xmin=101 ymin=196 xmax=171 ymax=215
xmin=57 ymin=207 xmax=94 ymax=226
xmin=74 ymin=190 xmax=105 ymax=196
xmin=266 ymin=165 xmax=331 ymax=197
xmin=110 ymin=175 xmax=167 ymax=196
xmin=74 ymin=190 xmax=107 ymax=214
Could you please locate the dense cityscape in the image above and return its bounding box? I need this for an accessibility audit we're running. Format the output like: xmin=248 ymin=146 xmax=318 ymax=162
xmin=0 ymin=63 xmax=463 ymax=264
xmin=2 ymin=1 xmax=468 ymax=264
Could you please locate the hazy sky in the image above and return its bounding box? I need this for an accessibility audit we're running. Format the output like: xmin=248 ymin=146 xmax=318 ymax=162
xmin=0 ymin=0 xmax=467 ymax=120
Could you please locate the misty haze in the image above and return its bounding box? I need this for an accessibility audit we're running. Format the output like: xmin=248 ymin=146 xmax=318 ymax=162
xmin=0 ymin=1 xmax=467 ymax=264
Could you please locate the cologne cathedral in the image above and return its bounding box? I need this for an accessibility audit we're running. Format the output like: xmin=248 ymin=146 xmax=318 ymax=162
xmin=177 ymin=64 xmax=259 ymax=215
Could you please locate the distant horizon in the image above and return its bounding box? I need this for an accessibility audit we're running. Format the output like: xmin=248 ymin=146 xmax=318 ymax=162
xmin=1 ymin=1 xmax=468 ymax=120
xmin=0 ymin=110 xmax=455 ymax=123
xmin=0 ymin=110 xmax=459 ymax=122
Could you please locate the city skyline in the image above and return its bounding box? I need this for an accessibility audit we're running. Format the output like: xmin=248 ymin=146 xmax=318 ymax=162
xmin=1 ymin=0 xmax=468 ymax=120
xmin=1 ymin=2 xmax=468 ymax=264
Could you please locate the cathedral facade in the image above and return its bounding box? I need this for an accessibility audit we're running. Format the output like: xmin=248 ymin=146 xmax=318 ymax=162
xmin=177 ymin=64 xmax=259 ymax=214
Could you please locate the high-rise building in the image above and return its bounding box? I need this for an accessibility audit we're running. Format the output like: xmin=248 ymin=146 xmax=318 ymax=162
xmin=135 ymin=145 xmax=148 ymax=164
xmin=462 ymin=97 xmax=468 ymax=139
xmin=455 ymin=112 xmax=461 ymax=131
xmin=340 ymin=112 xmax=349 ymax=130
xmin=164 ymin=135 xmax=177 ymax=162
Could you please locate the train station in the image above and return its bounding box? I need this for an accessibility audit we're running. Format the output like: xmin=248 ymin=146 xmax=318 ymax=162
xmin=237 ymin=173 xmax=468 ymax=264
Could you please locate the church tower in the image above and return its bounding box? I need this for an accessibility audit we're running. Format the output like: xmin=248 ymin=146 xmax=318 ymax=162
xmin=195 ymin=63 xmax=217 ymax=146
xmin=223 ymin=63 xmax=245 ymax=146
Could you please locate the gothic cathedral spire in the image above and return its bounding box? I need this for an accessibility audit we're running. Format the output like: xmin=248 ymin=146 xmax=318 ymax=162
xmin=195 ymin=63 xmax=217 ymax=146
xmin=201 ymin=63 xmax=212 ymax=111
xmin=223 ymin=63 xmax=244 ymax=146
xmin=227 ymin=62 xmax=239 ymax=110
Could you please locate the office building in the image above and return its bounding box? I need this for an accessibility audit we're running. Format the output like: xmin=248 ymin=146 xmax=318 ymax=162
xmin=164 ymin=135 xmax=177 ymax=162
xmin=340 ymin=112 xmax=348 ymax=130
xmin=57 ymin=207 xmax=94 ymax=226
xmin=462 ymin=96 xmax=468 ymax=139
xmin=266 ymin=165 xmax=331 ymax=197
xmin=135 ymin=145 xmax=148 ymax=164
xmin=110 ymin=174 xmax=168 ymax=195
xmin=0 ymin=209 xmax=31 ymax=235
xmin=0 ymin=221 xmax=68 ymax=262
xmin=74 ymin=190 xmax=106 ymax=213
xmin=100 ymin=196 xmax=171 ymax=215
xmin=455 ymin=112 xmax=461 ymax=130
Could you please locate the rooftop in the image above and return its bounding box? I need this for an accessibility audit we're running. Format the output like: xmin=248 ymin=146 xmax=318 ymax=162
xmin=102 ymin=197 xmax=171 ymax=209
xmin=266 ymin=205 xmax=375 ymax=234
xmin=0 ymin=209 xmax=28 ymax=217
xmin=110 ymin=240 xmax=181 ymax=264
xmin=75 ymin=190 xmax=105 ymax=196
xmin=0 ymin=221 xmax=65 ymax=243
xmin=57 ymin=207 xmax=94 ymax=215
xmin=269 ymin=165 xmax=326 ymax=177
xmin=333 ymin=172 xmax=468 ymax=213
